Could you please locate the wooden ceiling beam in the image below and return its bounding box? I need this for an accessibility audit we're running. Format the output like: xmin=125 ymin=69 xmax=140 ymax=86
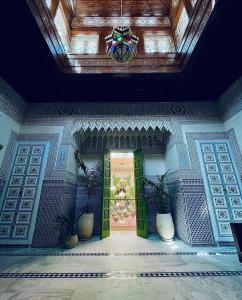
xmin=71 ymin=16 xmax=172 ymax=29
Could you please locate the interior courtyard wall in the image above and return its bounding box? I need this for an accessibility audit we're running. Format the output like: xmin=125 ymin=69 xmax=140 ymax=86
xmin=1 ymin=75 xmax=242 ymax=246
xmin=0 ymin=77 xmax=27 ymax=168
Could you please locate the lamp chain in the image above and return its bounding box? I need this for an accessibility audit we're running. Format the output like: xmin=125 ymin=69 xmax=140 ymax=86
xmin=121 ymin=0 xmax=123 ymax=28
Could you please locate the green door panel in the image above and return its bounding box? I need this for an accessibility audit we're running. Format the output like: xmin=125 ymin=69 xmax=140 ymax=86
xmin=134 ymin=150 xmax=148 ymax=239
xmin=101 ymin=150 xmax=111 ymax=239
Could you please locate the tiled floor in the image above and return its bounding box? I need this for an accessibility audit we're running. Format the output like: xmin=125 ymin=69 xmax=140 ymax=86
xmin=0 ymin=231 xmax=241 ymax=300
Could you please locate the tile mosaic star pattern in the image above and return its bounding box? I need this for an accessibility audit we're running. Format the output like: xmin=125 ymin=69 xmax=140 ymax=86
xmin=200 ymin=141 xmax=242 ymax=242
xmin=0 ymin=143 xmax=48 ymax=244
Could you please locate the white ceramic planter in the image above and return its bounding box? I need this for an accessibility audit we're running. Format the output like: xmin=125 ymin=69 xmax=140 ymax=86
xmin=78 ymin=213 xmax=94 ymax=240
xmin=64 ymin=234 xmax=78 ymax=249
xmin=156 ymin=213 xmax=175 ymax=241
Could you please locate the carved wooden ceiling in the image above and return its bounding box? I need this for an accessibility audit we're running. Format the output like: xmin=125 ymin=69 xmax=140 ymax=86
xmin=72 ymin=0 xmax=172 ymax=17
xmin=1 ymin=0 xmax=241 ymax=102
xmin=26 ymin=0 xmax=216 ymax=73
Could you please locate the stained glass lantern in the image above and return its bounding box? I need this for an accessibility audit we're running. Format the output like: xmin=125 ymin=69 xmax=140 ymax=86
xmin=105 ymin=27 xmax=139 ymax=63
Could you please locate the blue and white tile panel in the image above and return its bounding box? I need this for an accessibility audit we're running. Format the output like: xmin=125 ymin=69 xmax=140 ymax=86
xmin=198 ymin=140 xmax=242 ymax=243
xmin=0 ymin=142 xmax=49 ymax=245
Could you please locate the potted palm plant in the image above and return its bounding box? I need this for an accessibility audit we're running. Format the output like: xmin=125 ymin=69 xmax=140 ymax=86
xmin=55 ymin=210 xmax=83 ymax=249
xmin=74 ymin=150 xmax=103 ymax=240
xmin=144 ymin=171 xmax=175 ymax=241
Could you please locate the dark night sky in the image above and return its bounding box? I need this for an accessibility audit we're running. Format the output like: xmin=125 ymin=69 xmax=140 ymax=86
xmin=0 ymin=0 xmax=241 ymax=103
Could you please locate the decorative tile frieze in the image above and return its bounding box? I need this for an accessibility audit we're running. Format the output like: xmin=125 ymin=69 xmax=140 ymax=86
xmin=219 ymin=76 xmax=242 ymax=121
xmin=0 ymin=77 xmax=28 ymax=123
xmin=25 ymin=102 xmax=220 ymax=120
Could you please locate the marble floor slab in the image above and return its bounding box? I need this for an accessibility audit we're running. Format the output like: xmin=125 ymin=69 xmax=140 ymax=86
xmin=0 ymin=232 xmax=241 ymax=300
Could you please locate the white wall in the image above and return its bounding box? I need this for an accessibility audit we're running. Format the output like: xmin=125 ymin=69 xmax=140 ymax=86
xmin=224 ymin=110 xmax=242 ymax=151
xmin=181 ymin=123 xmax=225 ymax=145
xmin=20 ymin=124 xmax=64 ymax=137
xmin=165 ymin=143 xmax=179 ymax=171
xmin=0 ymin=112 xmax=21 ymax=167
xmin=144 ymin=154 xmax=166 ymax=176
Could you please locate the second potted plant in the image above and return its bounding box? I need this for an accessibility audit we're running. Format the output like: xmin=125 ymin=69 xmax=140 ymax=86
xmin=74 ymin=150 xmax=103 ymax=240
xmin=55 ymin=210 xmax=83 ymax=249
xmin=144 ymin=171 xmax=175 ymax=241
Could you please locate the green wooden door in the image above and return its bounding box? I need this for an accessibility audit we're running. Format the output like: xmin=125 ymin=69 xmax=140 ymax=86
xmin=134 ymin=150 xmax=148 ymax=238
xmin=101 ymin=150 xmax=111 ymax=239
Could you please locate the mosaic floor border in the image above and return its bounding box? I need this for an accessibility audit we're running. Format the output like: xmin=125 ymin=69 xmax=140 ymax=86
xmin=0 ymin=271 xmax=242 ymax=279
xmin=0 ymin=251 xmax=237 ymax=257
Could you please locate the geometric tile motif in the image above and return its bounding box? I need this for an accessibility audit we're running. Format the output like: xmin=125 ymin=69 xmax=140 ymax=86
xmin=27 ymin=166 xmax=40 ymax=176
xmin=19 ymin=199 xmax=34 ymax=210
xmin=221 ymin=164 xmax=233 ymax=173
xmin=213 ymin=197 xmax=226 ymax=207
xmin=208 ymin=174 xmax=221 ymax=184
xmin=9 ymin=176 xmax=23 ymax=186
xmin=15 ymin=156 xmax=28 ymax=165
xmin=0 ymin=143 xmax=47 ymax=243
xmin=13 ymin=225 xmax=29 ymax=238
xmin=200 ymin=141 xmax=242 ymax=241
xmin=215 ymin=209 xmax=230 ymax=221
xmin=32 ymin=146 xmax=44 ymax=155
xmin=30 ymin=156 xmax=41 ymax=165
xmin=6 ymin=188 xmax=20 ymax=198
xmin=229 ymin=197 xmax=242 ymax=207
xmin=225 ymin=185 xmax=240 ymax=195
xmin=18 ymin=146 xmax=30 ymax=155
xmin=211 ymin=185 xmax=224 ymax=195
xmin=203 ymin=153 xmax=216 ymax=163
xmin=202 ymin=144 xmax=213 ymax=152
xmin=232 ymin=210 xmax=242 ymax=220
xmin=183 ymin=191 xmax=215 ymax=246
xmin=206 ymin=164 xmax=218 ymax=173
xmin=25 ymin=177 xmax=38 ymax=186
xmin=223 ymin=174 xmax=236 ymax=184
xmin=16 ymin=212 xmax=31 ymax=224
xmin=0 ymin=271 xmax=242 ymax=279
xmin=0 ymin=212 xmax=15 ymax=223
xmin=22 ymin=188 xmax=36 ymax=198
xmin=0 ymin=251 xmax=237 ymax=257
xmin=3 ymin=199 xmax=18 ymax=210
xmin=0 ymin=226 xmax=11 ymax=237
xmin=218 ymin=153 xmax=230 ymax=163
xmin=218 ymin=223 xmax=232 ymax=235
xmin=215 ymin=143 xmax=228 ymax=153
xmin=12 ymin=166 xmax=25 ymax=175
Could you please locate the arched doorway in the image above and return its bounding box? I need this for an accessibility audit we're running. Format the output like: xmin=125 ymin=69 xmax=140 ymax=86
xmin=73 ymin=123 xmax=171 ymax=240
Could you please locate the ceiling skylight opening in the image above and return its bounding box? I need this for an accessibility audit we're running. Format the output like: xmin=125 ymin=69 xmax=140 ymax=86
xmin=45 ymin=0 xmax=52 ymax=9
xmin=175 ymin=5 xmax=189 ymax=47
xmin=144 ymin=34 xmax=175 ymax=53
xmin=68 ymin=34 xmax=99 ymax=54
xmin=191 ymin=0 xmax=198 ymax=7
xmin=54 ymin=3 xmax=70 ymax=52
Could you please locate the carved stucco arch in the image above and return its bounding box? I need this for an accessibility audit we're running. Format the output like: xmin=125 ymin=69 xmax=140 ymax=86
xmin=71 ymin=116 xmax=174 ymax=153
xmin=71 ymin=116 xmax=174 ymax=134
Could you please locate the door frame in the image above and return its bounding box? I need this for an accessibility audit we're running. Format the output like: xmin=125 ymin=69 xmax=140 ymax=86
xmin=101 ymin=149 xmax=148 ymax=238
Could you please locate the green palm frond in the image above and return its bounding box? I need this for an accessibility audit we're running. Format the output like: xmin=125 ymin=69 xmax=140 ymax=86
xmin=144 ymin=170 xmax=172 ymax=214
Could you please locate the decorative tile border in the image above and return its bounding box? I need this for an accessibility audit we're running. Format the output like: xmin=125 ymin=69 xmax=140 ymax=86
xmin=218 ymin=76 xmax=242 ymax=121
xmin=0 ymin=270 xmax=241 ymax=279
xmin=0 ymin=77 xmax=28 ymax=123
xmin=0 ymin=251 xmax=236 ymax=257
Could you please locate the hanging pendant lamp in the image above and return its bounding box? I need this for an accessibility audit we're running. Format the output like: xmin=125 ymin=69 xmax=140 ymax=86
xmin=105 ymin=0 xmax=139 ymax=63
